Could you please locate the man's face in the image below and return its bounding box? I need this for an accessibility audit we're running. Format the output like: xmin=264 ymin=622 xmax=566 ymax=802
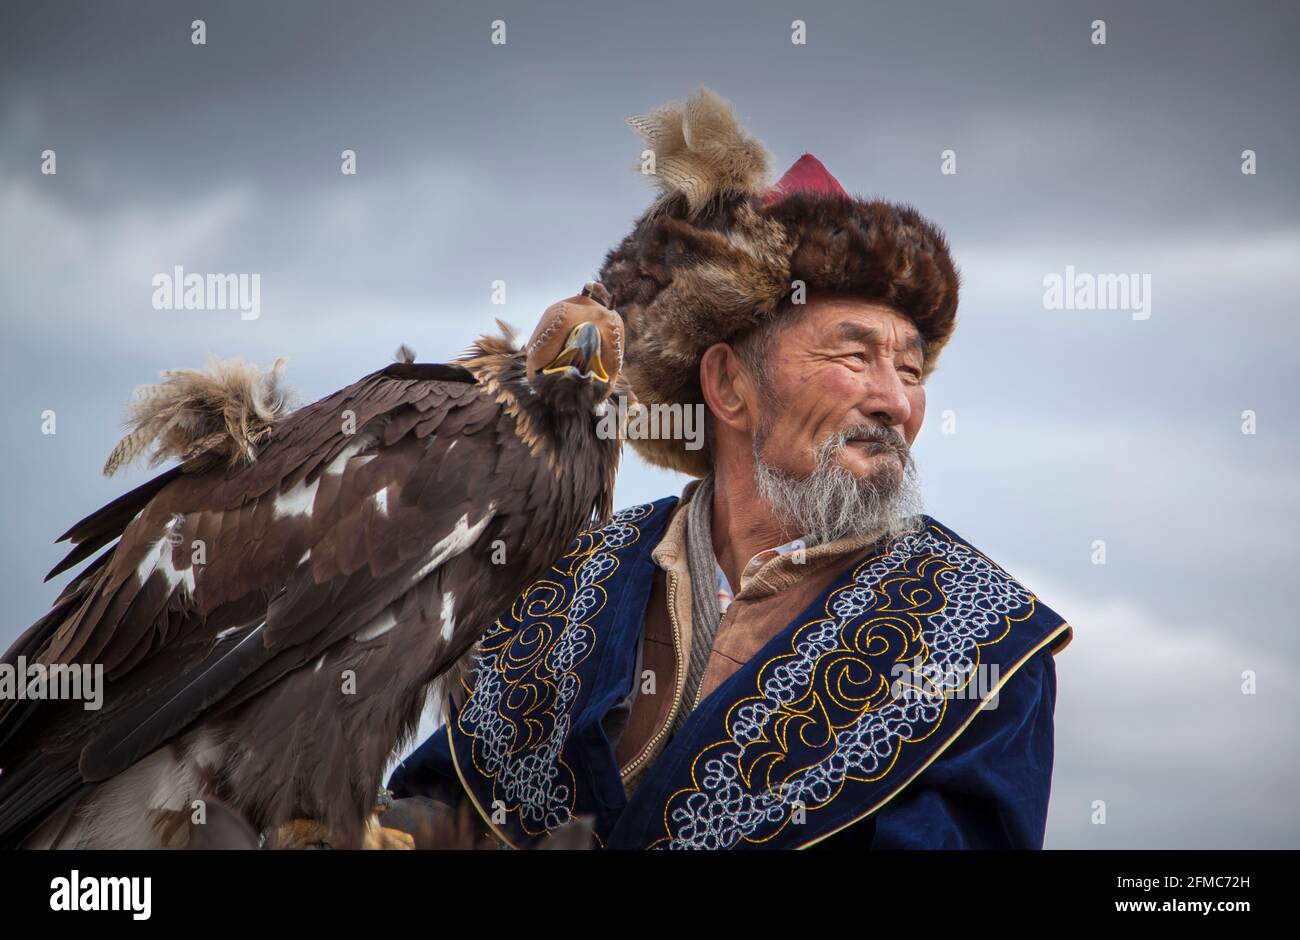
xmin=750 ymin=295 xmax=927 ymax=487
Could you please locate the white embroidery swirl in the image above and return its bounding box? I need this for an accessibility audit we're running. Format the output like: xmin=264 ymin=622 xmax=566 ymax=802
xmin=658 ymin=522 xmax=1036 ymax=849
xmin=458 ymin=503 xmax=655 ymax=837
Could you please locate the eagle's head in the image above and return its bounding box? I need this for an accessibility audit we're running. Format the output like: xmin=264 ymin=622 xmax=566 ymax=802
xmin=523 ymin=283 xmax=624 ymax=412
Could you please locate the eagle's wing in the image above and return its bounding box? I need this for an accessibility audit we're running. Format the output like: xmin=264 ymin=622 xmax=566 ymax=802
xmin=0 ymin=361 xmax=554 ymax=843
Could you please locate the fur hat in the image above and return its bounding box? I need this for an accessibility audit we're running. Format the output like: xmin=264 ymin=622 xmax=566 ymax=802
xmin=597 ymin=86 xmax=960 ymax=477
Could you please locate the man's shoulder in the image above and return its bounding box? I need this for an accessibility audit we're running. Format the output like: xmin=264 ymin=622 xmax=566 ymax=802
xmin=908 ymin=514 xmax=1073 ymax=657
xmin=608 ymin=495 xmax=680 ymax=523
xmin=549 ymin=495 xmax=680 ymax=562
xmin=580 ymin=495 xmax=680 ymax=541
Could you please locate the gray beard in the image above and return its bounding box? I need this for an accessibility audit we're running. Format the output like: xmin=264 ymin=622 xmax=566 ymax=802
xmin=752 ymin=424 xmax=924 ymax=547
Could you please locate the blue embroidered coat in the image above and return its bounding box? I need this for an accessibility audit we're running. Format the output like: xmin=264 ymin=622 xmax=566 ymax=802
xmin=389 ymin=497 xmax=1072 ymax=849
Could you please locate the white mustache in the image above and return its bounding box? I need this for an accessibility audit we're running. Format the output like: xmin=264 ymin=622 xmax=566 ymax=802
xmin=825 ymin=425 xmax=909 ymax=461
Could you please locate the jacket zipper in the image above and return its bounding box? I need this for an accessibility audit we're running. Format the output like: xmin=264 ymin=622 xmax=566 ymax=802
xmin=621 ymin=573 xmax=736 ymax=780
xmin=620 ymin=572 xmax=687 ymax=780
xmin=688 ymin=602 xmax=728 ymax=714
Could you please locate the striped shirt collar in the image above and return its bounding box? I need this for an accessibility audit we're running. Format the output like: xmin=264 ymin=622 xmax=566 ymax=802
xmin=714 ymin=536 xmax=807 ymax=613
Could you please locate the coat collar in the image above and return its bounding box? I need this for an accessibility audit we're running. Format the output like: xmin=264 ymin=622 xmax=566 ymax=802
xmin=651 ymin=478 xmax=894 ymax=602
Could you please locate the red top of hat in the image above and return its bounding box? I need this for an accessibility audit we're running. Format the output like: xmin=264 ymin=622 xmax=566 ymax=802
xmin=762 ymin=153 xmax=848 ymax=206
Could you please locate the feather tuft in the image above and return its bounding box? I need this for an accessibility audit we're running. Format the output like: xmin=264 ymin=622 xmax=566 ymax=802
xmin=102 ymin=356 xmax=296 ymax=476
xmin=626 ymin=86 xmax=772 ymax=220
xmin=458 ymin=320 xmax=521 ymax=368
xmin=393 ymin=343 xmax=417 ymax=364
xmin=493 ymin=319 xmax=520 ymax=347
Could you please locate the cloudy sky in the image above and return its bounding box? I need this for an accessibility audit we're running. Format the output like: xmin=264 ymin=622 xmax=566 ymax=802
xmin=1 ymin=0 xmax=1296 ymax=848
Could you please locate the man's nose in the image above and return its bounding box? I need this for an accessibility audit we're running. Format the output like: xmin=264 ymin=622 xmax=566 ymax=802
xmin=858 ymin=364 xmax=913 ymax=428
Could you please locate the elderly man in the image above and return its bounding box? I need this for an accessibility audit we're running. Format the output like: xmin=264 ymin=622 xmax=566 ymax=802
xmin=387 ymin=88 xmax=1072 ymax=850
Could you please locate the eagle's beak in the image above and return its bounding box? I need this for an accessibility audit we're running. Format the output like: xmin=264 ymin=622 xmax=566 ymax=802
xmin=541 ymin=321 xmax=609 ymax=384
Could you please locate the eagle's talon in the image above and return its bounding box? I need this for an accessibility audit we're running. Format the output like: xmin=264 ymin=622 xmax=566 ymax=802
xmin=268 ymin=818 xmax=334 ymax=850
xmin=363 ymin=814 xmax=416 ymax=850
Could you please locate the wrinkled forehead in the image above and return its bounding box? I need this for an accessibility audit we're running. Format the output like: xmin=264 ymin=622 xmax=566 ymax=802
xmin=832 ymin=317 xmax=926 ymax=360
xmin=801 ymin=295 xmax=926 ymax=357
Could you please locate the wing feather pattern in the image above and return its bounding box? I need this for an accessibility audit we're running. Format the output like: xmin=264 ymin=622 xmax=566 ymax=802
xmin=0 ymin=363 xmax=544 ymax=845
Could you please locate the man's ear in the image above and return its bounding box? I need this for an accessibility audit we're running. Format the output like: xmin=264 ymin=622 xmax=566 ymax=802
xmin=699 ymin=342 xmax=757 ymax=434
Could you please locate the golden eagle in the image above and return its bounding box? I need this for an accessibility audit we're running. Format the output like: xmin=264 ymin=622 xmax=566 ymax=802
xmin=0 ymin=284 xmax=624 ymax=849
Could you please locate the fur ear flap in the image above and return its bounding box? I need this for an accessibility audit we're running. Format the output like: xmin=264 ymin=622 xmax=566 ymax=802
xmin=102 ymin=355 xmax=296 ymax=476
